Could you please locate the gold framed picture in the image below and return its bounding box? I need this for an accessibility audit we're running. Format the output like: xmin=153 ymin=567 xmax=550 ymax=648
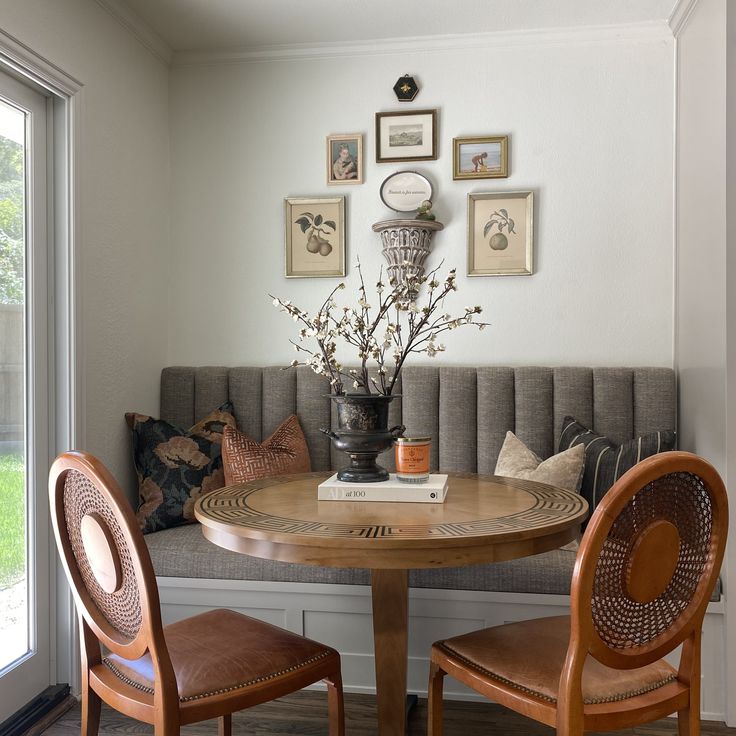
xmin=375 ymin=109 xmax=437 ymax=163
xmin=326 ymin=133 xmax=363 ymax=185
xmin=453 ymin=136 xmax=509 ymax=180
xmin=285 ymin=196 xmax=346 ymax=278
xmin=467 ymin=191 xmax=533 ymax=276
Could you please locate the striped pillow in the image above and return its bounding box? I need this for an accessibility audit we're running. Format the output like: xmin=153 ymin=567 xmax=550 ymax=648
xmin=558 ymin=416 xmax=676 ymax=513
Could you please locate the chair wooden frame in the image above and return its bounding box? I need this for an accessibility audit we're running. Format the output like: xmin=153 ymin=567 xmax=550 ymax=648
xmin=49 ymin=451 xmax=345 ymax=736
xmin=428 ymin=451 xmax=728 ymax=736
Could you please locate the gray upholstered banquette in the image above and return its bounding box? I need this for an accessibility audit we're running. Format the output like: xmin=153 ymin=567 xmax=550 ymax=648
xmin=145 ymin=365 xmax=677 ymax=596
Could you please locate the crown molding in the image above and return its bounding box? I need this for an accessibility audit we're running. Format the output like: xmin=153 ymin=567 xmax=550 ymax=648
xmin=172 ymin=20 xmax=673 ymax=68
xmin=668 ymin=0 xmax=700 ymax=37
xmin=94 ymin=0 xmax=172 ymax=65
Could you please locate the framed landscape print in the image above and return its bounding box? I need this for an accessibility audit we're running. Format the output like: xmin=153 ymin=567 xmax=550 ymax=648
xmin=285 ymin=196 xmax=346 ymax=278
xmin=375 ymin=109 xmax=437 ymax=163
xmin=453 ymin=135 xmax=509 ymax=180
xmin=467 ymin=191 xmax=533 ymax=276
xmin=327 ymin=133 xmax=363 ymax=185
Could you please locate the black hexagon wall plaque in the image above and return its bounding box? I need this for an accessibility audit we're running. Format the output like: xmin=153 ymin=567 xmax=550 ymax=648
xmin=393 ymin=74 xmax=419 ymax=102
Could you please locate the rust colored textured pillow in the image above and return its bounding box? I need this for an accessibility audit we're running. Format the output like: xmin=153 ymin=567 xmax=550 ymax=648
xmin=222 ymin=415 xmax=311 ymax=485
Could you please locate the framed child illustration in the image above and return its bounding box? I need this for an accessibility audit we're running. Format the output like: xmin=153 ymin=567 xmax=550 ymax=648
xmin=453 ymin=135 xmax=509 ymax=180
xmin=326 ymin=134 xmax=363 ymax=185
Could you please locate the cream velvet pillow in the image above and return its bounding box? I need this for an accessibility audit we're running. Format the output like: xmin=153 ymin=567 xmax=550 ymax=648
xmin=494 ymin=431 xmax=584 ymax=551
xmin=494 ymin=431 xmax=584 ymax=491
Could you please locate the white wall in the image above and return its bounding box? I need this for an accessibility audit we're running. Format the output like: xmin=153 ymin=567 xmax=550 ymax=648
xmin=0 ymin=0 xmax=170 ymax=490
xmin=675 ymin=0 xmax=735 ymax=723
xmin=169 ymin=33 xmax=674 ymax=368
xmin=676 ymin=0 xmax=727 ymax=468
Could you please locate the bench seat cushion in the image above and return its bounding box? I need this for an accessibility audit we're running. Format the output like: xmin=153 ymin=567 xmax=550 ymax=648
xmin=146 ymin=524 xmax=722 ymax=601
xmin=145 ymin=523 xmax=579 ymax=595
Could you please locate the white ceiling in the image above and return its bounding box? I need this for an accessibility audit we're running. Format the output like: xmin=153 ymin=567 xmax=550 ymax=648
xmin=119 ymin=0 xmax=679 ymax=53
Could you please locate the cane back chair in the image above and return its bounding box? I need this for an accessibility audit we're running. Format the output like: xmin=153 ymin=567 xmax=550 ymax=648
xmin=49 ymin=451 xmax=345 ymax=736
xmin=428 ymin=451 xmax=728 ymax=736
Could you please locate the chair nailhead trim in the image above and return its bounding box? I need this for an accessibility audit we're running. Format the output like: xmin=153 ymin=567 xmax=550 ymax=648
xmin=102 ymin=649 xmax=333 ymax=702
xmin=436 ymin=642 xmax=677 ymax=705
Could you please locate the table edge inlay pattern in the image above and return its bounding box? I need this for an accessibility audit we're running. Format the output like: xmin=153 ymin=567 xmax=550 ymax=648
xmin=194 ymin=472 xmax=588 ymax=549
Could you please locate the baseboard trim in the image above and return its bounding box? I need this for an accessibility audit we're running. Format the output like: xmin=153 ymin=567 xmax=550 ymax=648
xmin=21 ymin=695 xmax=76 ymax=736
xmin=0 ymin=684 xmax=71 ymax=736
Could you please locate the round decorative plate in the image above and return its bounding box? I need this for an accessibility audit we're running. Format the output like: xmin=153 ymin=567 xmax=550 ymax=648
xmin=379 ymin=171 xmax=433 ymax=212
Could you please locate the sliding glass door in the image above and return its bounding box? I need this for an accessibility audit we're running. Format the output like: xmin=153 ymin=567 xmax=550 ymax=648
xmin=0 ymin=68 xmax=51 ymax=724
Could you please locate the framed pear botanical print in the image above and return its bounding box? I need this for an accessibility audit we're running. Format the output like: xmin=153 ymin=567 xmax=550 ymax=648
xmin=285 ymin=196 xmax=346 ymax=278
xmin=467 ymin=191 xmax=533 ymax=276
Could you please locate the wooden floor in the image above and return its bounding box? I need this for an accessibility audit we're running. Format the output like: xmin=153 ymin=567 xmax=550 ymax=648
xmin=40 ymin=691 xmax=736 ymax=736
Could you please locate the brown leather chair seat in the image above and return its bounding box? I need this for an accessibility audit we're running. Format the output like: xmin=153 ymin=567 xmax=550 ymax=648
xmin=104 ymin=608 xmax=338 ymax=703
xmin=435 ymin=615 xmax=676 ymax=705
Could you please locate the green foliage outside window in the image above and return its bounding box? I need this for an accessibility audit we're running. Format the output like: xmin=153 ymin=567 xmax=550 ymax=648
xmin=0 ymin=134 xmax=24 ymax=305
xmin=0 ymin=453 xmax=24 ymax=586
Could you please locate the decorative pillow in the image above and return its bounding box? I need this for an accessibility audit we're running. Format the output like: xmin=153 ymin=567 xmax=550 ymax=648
xmin=494 ymin=431 xmax=584 ymax=491
xmin=126 ymin=402 xmax=236 ymax=534
xmin=495 ymin=431 xmax=585 ymax=552
xmin=222 ymin=415 xmax=311 ymax=485
xmin=558 ymin=416 xmax=676 ymax=513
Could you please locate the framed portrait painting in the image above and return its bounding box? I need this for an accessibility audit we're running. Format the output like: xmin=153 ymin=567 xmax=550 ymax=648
xmin=453 ymin=135 xmax=509 ymax=180
xmin=467 ymin=191 xmax=533 ymax=276
xmin=285 ymin=196 xmax=346 ymax=278
xmin=375 ymin=109 xmax=437 ymax=163
xmin=327 ymin=133 xmax=363 ymax=185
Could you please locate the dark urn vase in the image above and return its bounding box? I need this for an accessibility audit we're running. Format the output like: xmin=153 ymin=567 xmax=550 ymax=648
xmin=321 ymin=394 xmax=404 ymax=482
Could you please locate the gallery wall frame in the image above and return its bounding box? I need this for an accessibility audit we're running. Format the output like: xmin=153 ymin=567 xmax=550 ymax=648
xmin=467 ymin=191 xmax=533 ymax=276
xmin=326 ymin=133 xmax=363 ymax=185
xmin=375 ymin=109 xmax=438 ymax=163
xmin=379 ymin=170 xmax=433 ymax=212
xmin=285 ymin=196 xmax=346 ymax=278
xmin=453 ymin=135 xmax=509 ymax=180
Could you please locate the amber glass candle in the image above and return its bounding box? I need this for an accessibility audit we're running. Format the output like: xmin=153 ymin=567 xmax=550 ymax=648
xmin=394 ymin=436 xmax=431 ymax=483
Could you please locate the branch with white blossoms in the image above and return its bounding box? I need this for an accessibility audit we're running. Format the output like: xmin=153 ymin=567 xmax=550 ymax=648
xmin=270 ymin=261 xmax=490 ymax=395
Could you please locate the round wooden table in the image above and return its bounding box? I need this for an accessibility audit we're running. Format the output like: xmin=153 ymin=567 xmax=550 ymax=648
xmin=195 ymin=472 xmax=588 ymax=736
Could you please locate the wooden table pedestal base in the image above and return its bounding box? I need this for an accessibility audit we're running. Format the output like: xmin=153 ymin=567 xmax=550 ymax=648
xmin=371 ymin=569 xmax=409 ymax=736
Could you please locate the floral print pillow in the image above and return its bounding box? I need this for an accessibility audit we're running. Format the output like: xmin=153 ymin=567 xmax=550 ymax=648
xmin=125 ymin=402 xmax=236 ymax=534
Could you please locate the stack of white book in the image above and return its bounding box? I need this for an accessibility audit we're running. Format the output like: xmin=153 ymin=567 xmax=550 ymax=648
xmin=317 ymin=473 xmax=448 ymax=503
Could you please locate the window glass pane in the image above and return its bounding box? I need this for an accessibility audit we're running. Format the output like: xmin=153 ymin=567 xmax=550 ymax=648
xmin=0 ymin=97 xmax=27 ymax=670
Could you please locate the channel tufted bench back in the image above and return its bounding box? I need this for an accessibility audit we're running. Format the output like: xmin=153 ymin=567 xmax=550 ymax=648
xmin=160 ymin=366 xmax=676 ymax=474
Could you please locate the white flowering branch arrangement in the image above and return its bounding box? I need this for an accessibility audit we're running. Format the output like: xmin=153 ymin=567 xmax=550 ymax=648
xmin=270 ymin=262 xmax=489 ymax=396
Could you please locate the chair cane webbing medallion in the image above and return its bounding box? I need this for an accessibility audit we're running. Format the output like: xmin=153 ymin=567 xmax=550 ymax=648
xmin=63 ymin=470 xmax=143 ymax=640
xmin=592 ymin=471 xmax=712 ymax=650
xmin=80 ymin=512 xmax=123 ymax=594
xmin=625 ymin=520 xmax=681 ymax=604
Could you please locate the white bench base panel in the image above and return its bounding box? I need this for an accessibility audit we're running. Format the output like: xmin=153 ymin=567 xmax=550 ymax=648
xmin=156 ymin=577 xmax=727 ymax=722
